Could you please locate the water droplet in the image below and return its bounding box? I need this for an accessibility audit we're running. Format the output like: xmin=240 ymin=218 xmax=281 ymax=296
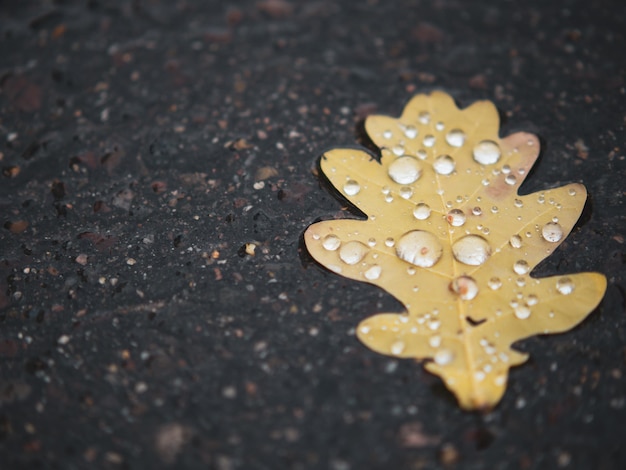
xmin=435 ymin=121 xmax=445 ymax=131
xmin=433 ymin=155 xmax=455 ymax=175
xmin=360 ymin=325 xmax=371 ymax=334
xmin=413 ymin=203 xmax=431 ymax=220
xmin=488 ymin=277 xmax=502 ymax=290
xmin=446 ymin=129 xmax=466 ymax=147
xmin=473 ymin=140 xmax=501 ymax=165
xmin=556 ymin=277 xmax=575 ymax=295
xmin=312 ymin=233 xmax=320 ymax=240
xmin=322 ymin=234 xmax=341 ymax=251
xmin=541 ymin=222 xmax=563 ymax=243
xmin=450 ymin=275 xmax=479 ymax=300
xmin=384 ymin=194 xmax=394 ymax=203
xmin=516 ymin=277 xmax=526 ymax=287
xmin=434 ymin=349 xmax=454 ymax=365
xmin=418 ymin=111 xmax=430 ymax=124
xmin=527 ymin=294 xmax=538 ymax=306
xmin=407 ymin=267 xmax=416 ymax=275
xmin=428 ymin=319 xmax=441 ymax=331
xmin=472 ymin=206 xmax=483 ymax=216
xmin=328 ymin=264 xmax=342 ymax=273
xmin=509 ymin=235 xmax=522 ymax=249
xmin=385 ymin=237 xmax=395 ymax=247
xmin=568 ymin=187 xmax=576 ymax=196
xmin=364 ymin=265 xmax=382 ymax=280
xmin=491 ymin=206 xmax=499 ymax=214
xmin=404 ymin=125 xmax=418 ymax=139
xmin=383 ymin=130 xmax=392 ymax=139
xmin=514 ymin=305 xmax=531 ymax=319
xmin=388 ymin=156 xmax=423 ymax=184
xmin=339 ymin=241 xmax=368 ymax=265
xmin=392 ymin=145 xmax=405 ymax=156
xmin=416 ymin=149 xmax=427 ymax=160
xmin=452 ymin=235 xmax=492 ymax=266
xmin=538 ymin=194 xmax=545 ymax=204
xmin=390 ymin=341 xmax=405 ymax=355
xmin=423 ymin=135 xmax=435 ymax=147
xmin=505 ymin=174 xmax=517 ymax=185
xmin=513 ymin=259 xmax=530 ymax=275
xmin=399 ymin=186 xmax=413 ymax=199
xmin=343 ymin=179 xmax=361 ymax=196
xmin=446 ymin=209 xmax=466 ymax=227
xmin=502 ymin=164 xmax=511 ymax=174
xmin=429 ymin=335 xmax=441 ymax=348
xmin=396 ymin=230 xmax=443 ymax=268
xmin=514 ymin=199 xmax=523 ymax=208
xmin=367 ymin=238 xmax=376 ymax=247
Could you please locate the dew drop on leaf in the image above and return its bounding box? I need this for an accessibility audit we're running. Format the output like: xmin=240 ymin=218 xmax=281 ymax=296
xmin=488 ymin=277 xmax=502 ymax=290
xmin=514 ymin=305 xmax=531 ymax=319
xmin=433 ymin=155 xmax=456 ymax=175
xmin=423 ymin=135 xmax=436 ymax=147
xmin=392 ymin=145 xmax=405 ymax=156
xmin=541 ymin=222 xmax=564 ymax=243
xmin=446 ymin=209 xmax=466 ymax=227
xmin=399 ymin=186 xmax=414 ymax=199
xmin=446 ymin=129 xmax=466 ymax=147
xmin=390 ymin=341 xmax=405 ymax=355
xmin=509 ymin=235 xmax=522 ymax=248
xmin=513 ymin=260 xmax=530 ymax=275
xmin=505 ymin=174 xmax=517 ymax=185
xmin=339 ymin=241 xmax=368 ymax=265
xmin=418 ymin=111 xmax=430 ymax=124
xmin=343 ymin=179 xmax=360 ymax=196
xmin=472 ymin=140 xmax=501 ymax=165
xmin=388 ymin=156 xmax=423 ymax=184
xmin=413 ymin=203 xmax=431 ymax=220
xmin=452 ymin=235 xmax=492 ymax=266
xmin=472 ymin=206 xmax=483 ymax=216
xmin=396 ymin=230 xmax=443 ymax=268
xmin=385 ymin=237 xmax=395 ymax=247
xmin=404 ymin=125 xmax=418 ymax=139
xmin=322 ymin=234 xmax=341 ymax=251
xmin=556 ymin=277 xmax=575 ymax=295
xmin=434 ymin=349 xmax=454 ymax=365
xmin=450 ymin=275 xmax=479 ymax=300
xmin=364 ymin=265 xmax=382 ymax=280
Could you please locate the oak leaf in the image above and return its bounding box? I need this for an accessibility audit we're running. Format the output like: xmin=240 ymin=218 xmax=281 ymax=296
xmin=304 ymin=91 xmax=606 ymax=410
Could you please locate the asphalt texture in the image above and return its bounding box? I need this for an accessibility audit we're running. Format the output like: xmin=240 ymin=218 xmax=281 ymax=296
xmin=0 ymin=1 xmax=625 ymax=469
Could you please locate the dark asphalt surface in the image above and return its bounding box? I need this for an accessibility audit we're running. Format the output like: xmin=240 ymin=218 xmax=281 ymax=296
xmin=0 ymin=1 xmax=625 ymax=468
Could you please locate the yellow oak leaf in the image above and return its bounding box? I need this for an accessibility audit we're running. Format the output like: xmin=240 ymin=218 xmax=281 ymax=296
xmin=304 ymin=91 xmax=607 ymax=410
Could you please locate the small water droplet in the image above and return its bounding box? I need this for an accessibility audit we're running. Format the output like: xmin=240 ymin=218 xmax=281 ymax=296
xmin=404 ymin=125 xmax=418 ymax=139
xmin=434 ymin=349 xmax=454 ymax=365
xmin=435 ymin=121 xmax=445 ymax=131
xmin=541 ymin=222 xmax=563 ymax=243
xmin=383 ymin=130 xmax=392 ymax=139
xmin=428 ymin=319 xmax=441 ymax=331
xmin=312 ymin=233 xmax=320 ymax=240
xmin=360 ymin=325 xmax=371 ymax=334
xmin=399 ymin=186 xmax=413 ymax=199
xmin=568 ymin=187 xmax=576 ymax=196
xmin=491 ymin=206 xmax=499 ymax=214
xmin=433 ymin=155 xmax=455 ymax=175
xmin=514 ymin=305 xmax=531 ymax=319
xmin=367 ymin=238 xmax=377 ymax=247
xmin=364 ymin=265 xmax=382 ymax=280
xmin=516 ymin=277 xmax=526 ymax=287
xmin=527 ymin=294 xmax=538 ymax=306
xmin=418 ymin=111 xmax=430 ymax=124
xmin=322 ymin=234 xmax=341 ymax=251
xmin=538 ymin=194 xmax=545 ymax=204
xmin=390 ymin=341 xmax=405 ymax=355
xmin=416 ymin=149 xmax=427 ymax=160
xmin=510 ymin=235 xmax=522 ymax=248
xmin=385 ymin=237 xmax=395 ymax=247
xmin=502 ymin=164 xmax=511 ymax=174
xmin=452 ymin=235 xmax=492 ymax=266
xmin=514 ymin=199 xmax=523 ymax=208
xmin=445 ymin=129 xmax=466 ymax=147
xmin=407 ymin=267 xmax=416 ymax=275
xmin=473 ymin=140 xmax=501 ymax=165
xmin=423 ymin=135 xmax=435 ymax=147
xmin=513 ymin=259 xmax=530 ymax=275
xmin=488 ymin=277 xmax=502 ymax=290
xmin=413 ymin=203 xmax=431 ymax=220
xmin=556 ymin=277 xmax=575 ymax=295
xmin=339 ymin=241 xmax=368 ymax=265
xmin=505 ymin=174 xmax=517 ymax=185
xmin=396 ymin=230 xmax=443 ymax=268
xmin=388 ymin=156 xmax=423 ymax=184
xmin=450 ymin=275 xmax=479 ymax=300
xmin=446 ymin=209 xmax=466 ymax=227
xmin=343 ymin=179 xmax=361 ymax=196
xmin=384 ymin=194 xmax=394 ymax=203
xmin=429 ymin=335 xmax=441 ymax=348
xmin=472 ymin=206 xmax=483 ymax=216
xmin=392 ymin=145 xmax=405 ymax=156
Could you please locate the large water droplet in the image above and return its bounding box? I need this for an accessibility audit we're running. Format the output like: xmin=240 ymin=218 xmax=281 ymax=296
xmin=452 ymin=235 xmax=492 ymax=266
xmin=433 ymin=155 xmax=455 ymax=175
xmin=514 ymin=305 xmax=531 ymax=319
xmin=434 ymin=349 xmax=454 ymax=365
xmin=339 ymin=241 xmax=368 ymax=265
xmin=322 ymin=234 xmax=341 ymax=251
xmin=446 ymin=209 xmax=466 ymax=227
xmin=343 ymin=179 xmax=360 ymax=196
xmin=413 ymin=203 xmax=431 ymax=220
xmin=509 ymin=235 xmax=522 ymax=249
xmin=388 ymin=156 xmax=423 ymax=185
xmin=446 ymin=129 xmax=466 ymax=147
xmin=541 ymin=222 xmax=563 ymax=243
xmin=513 ymin=259 xmax=530 ymax=275
xmin=390 ymin=341 xmax=405 ymax=355
xmin=472 ymin=140 xmax=501 ymax=165
xmin=364 ymin=265 xmax=382 ymax=280
xmin=450 ymin=275 xmax=479 ymax=300
xmin=556 ymin=277 xmax=575 ymax=295
xmin=396 ymin=230 xmax=443 ymax=268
